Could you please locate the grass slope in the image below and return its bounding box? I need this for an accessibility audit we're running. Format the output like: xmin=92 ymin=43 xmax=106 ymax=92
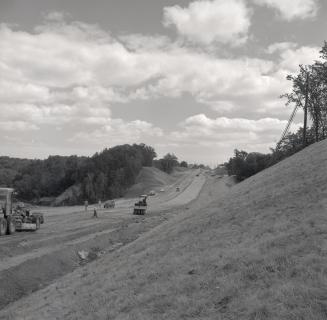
xmin=2 ymin=140 xmax=327 ymax=320
xmin=125 ymin=167 xmax=175 ymax=197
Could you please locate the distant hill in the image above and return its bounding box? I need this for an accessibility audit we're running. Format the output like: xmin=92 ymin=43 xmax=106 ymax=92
xmin=125 ymin=167 xmax=175 ymax=198
xmin=0 ymin=144 xmax=157 ymax=205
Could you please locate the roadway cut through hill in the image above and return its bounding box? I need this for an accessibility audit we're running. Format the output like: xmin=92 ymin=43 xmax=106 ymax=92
xmin=1 ymin=140 xmax=327 ymax=320
xmin=0 ymin=168 xmax=209 ymax=312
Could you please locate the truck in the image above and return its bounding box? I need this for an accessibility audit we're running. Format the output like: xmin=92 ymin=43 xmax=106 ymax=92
xmin=0 ymin=188 xmax=44 ymax=236
xmin=133 ymin=195 xmax=147 ymax=215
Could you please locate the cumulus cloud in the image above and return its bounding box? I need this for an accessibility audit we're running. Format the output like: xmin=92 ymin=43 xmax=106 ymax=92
xmin=163 ymin=0 xmax=251 ymax=45
xmin=0 ymin=20 xmax=164 ymax=154
xmin=277 ymin=45 xmax=321 ymax=72
xmin=0 ymin=16 xmax=321 ymax=161
xmin=167 ymin=114 xmax=301 ymax=157
xmin=266 ymin=42 xmax=320 ymax=72
xmin=70 ymin=119 xmax=163 ymax=145
xmin=265 ymin=42 xmax=298 ymax=54
xmin=253 ymin=0 xmax=318 ymax=20
xmin=0 ymin=121 xmax=39 ymax=131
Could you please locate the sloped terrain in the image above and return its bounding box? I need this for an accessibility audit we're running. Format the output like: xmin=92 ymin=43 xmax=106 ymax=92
xmin=2 ymin=140 xmax=327 ymax=319
xmin=0 ymin=168 xmax=205 ymax=314
xmin=125 ymin=167 xmax=175 ymax=197
xmin=53 ymin=183 xmax=82 ymax=206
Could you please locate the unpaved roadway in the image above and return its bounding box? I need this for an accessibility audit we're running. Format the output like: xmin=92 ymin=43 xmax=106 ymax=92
xmin=0 ymin=169 xmax=205 ymax=312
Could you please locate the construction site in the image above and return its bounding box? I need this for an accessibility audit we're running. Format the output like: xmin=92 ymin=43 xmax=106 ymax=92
xmin=0 ymin=139 xmax=326 ymax=319
xmin=2 ymin=0 xmax=327 ymax=319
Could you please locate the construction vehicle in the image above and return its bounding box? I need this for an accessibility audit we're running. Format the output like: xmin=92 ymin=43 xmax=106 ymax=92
xmin=133 ymin=195 xmax=147 ymax=215
xmin=0 ymin=188 xmax=44 ymax=236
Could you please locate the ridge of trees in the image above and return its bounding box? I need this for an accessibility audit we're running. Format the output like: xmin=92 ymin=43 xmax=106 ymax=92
xmin=0 ymin=144 xmax=157 ymax=204
xmin=226 ymin=42 xmax=327 ymax=181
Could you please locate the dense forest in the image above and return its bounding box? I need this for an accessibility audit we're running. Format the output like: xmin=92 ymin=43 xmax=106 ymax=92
xmin=227 ymin=41 xmax=327 ymax=181
xmin=0 ymin=144 xmax=158 ymax=204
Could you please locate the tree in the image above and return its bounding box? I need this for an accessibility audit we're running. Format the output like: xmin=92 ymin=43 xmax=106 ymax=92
xmin=180 ymin=161 xmax=188 ymax=168
xmin=157 ymin=153 xmax=179 ymax=173
xmin=282 ymin=42 xmax=327 ymax=145
xmin=226 ymin=150 xmax=272 ymax=181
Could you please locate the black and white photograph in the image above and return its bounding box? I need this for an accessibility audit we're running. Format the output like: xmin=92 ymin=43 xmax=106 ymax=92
xmin=1 ymin=0 xmax=327 ymax=319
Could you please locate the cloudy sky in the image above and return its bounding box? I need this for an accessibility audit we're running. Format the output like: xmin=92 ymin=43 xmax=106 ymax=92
xmin=0 ymin=0 xmax=326 ymax=165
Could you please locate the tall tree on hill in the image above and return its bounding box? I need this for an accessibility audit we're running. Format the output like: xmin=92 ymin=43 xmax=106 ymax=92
xmin=160 ymin=153 xmax=179 ymax=173
xmin=136 ymin=143 xmax=157 ymax=166
xmin=180 ymin=161 xmax=188 ymax=168
xmin=282 ymin=42 xmax=327 ymax=145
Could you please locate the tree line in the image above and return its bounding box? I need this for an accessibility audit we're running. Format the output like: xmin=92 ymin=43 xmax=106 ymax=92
xmin=226 ymin=42 xmax=327 ymax=181
xmin=0 ymin=144 xmax=157 ymax=204
xmin=0 ymin=144 xmax=193 ymax=204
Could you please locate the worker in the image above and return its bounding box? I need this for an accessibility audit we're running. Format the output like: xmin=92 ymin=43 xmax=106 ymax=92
xmin=93 ymin=208 xmax=98 ymax=218
xmin=98 ymin=200 xmax=102 ymax=209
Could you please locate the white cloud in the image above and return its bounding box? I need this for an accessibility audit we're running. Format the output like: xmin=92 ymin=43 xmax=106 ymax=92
xmin=0 ymin=17 xmax=321 ymax=161
xmin=0 ymin=21 xmax=163 ymax=150
xmin=2 ymin=19 xmax=318 ymax=127
xmin=0 ymin=79 xmax=50 ymax=103
xmin=182 ymin=114 xmax=286 ymax=132
xmin=278 ymin=45 xmax=321 ymax=72
xmin=253 ymin=0 xmax=318 ymax=20
xmin=266 ymin=42 xmax=297 ymax=54
xmin=0 ymin=121 xmax=39 ymax=131
xmin=163 ymin=0 xmax=251 ymax=45
xmin=0 ymin=19 xmax=290 ymax=130
xmin=267 ymin=42 xmax=320 ymax=72
xmin=167 ymin=114 xmax=301 ymax=156
xmin=70 ymin=119 xmax=163 ymax=145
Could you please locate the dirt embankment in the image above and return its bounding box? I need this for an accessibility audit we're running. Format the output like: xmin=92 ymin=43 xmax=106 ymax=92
xmin=2 ymin=140 xmax=327 ymax=319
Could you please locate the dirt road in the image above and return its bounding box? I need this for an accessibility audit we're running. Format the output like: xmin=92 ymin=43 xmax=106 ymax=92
xmin=0 ymin=169 xmax=205 ymax=312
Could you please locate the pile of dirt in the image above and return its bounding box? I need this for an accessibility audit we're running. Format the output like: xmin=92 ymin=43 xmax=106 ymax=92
xmin=125 ymin=167 xmax=175 ymax=197
xmin=3 ymin=140 xmax=327 ymax=320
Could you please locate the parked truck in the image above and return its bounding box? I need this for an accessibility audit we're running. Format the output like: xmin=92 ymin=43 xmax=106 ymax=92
xmin=0 ymin=188 xmax=44 ymax=236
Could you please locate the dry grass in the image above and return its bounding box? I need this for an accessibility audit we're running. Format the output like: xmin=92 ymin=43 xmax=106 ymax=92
xmin=2 ymin=140 xmax=327 ymax=319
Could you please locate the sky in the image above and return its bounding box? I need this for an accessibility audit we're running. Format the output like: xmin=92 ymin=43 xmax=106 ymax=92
xmin=0 ymin=0 xmax=326 ymax=165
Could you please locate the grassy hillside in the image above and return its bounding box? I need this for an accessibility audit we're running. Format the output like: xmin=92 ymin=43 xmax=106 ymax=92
xmin=125 ymin=166 xmax=175 ymax=197
xmin=2 ymin=140 xmax=327 ymax=320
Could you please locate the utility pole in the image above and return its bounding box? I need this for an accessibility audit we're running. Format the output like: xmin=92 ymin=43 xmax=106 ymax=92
xmin=303 ymin=72 xmax=309 ymax=147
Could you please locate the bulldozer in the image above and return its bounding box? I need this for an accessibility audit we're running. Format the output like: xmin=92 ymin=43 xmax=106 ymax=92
xmin=0 ymin=188 xmax=44 ymax=236
xmin=133 ymin=195 xmax=147 ymax=215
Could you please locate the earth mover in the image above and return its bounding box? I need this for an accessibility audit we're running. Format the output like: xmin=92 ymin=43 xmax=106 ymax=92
xmin=133 ymin=195 xmax=147 ymax=215
xmin=0 ymin=188 xmax=44 ymax=236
